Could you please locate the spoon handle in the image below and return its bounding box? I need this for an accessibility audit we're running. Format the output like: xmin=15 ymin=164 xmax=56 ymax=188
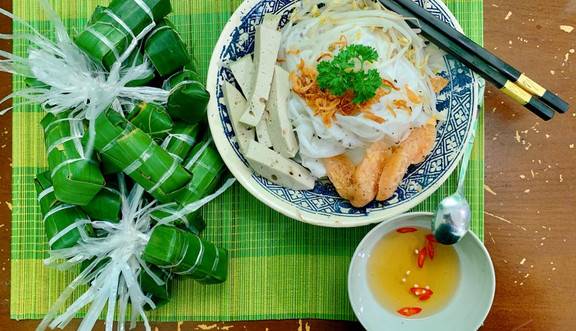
xmin=456 ymin=119 xmax=479 ymax=194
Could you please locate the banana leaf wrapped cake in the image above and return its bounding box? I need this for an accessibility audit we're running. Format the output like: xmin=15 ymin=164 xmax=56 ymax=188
xmin=151 ymin=136 xmax=227 ymax=234
xmin=34 ymin=171 xmax=95 ymax=250
xmin=145 ymin=19 xmax=191 ymax=77
xmin=87 ymin=109 xmax=193 ymax=203
xmin=0 ymin=1 xmax=233 ymax=330
xmin=164 ymin=63 xmax=210 ymax=123
xmin=143 ymin=225 xmax=228 ymax=285
xmin=162 ymin=121 xmax=202 ymax=162
xmin=75 ymin=0 xmax=172 ymax=69
xmin=41 ymin=112 xmax=105 ymax=205
xmin=80 ymin=178 xmax=122 ymax=222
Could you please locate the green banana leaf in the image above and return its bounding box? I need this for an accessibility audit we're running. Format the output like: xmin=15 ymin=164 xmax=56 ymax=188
xmin=101 ymin=152 xmax=122 ymax=175
xmin=34 ymin=171 xmax=95 ymax=250
xmin=80 ymin=184 xmax=122 ymax=222
xmin=85 ymin=109 xmax=192 ymax=203
xmin=163 ymin=121 xmax=202 ymax=163
xmin=40 ymin=112 xmax=105 ymax=205
xmin=24 ymin=77 xmax=49 ymax=89
xmin=75 ymin=0 xmax=171 ymax=68
xmin=150 ymin=206 xmax=205 ymax=235
xmin=127 ymin=102 xmax=173 ymax=140
xmin=164 ymin=63 xmax=210 ymax=124
xmin=144 ymin=19 xmax=191 ymax=77
xmin=122 ymin=49 xmax=156 ymax=87
xmin=139 ymin=264 xmax=172 ymax=310
xmin=177 ymin=141 xmax=227 ymax=206
xmin=142 ymin=225 xmax=228 ymax=284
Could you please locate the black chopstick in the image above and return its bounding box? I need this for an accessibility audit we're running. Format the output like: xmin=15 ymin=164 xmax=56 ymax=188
xmin=387 ymin=0 xmax=569 ymax=115
xmin=377 ymin=0 xmax=559 ymax=121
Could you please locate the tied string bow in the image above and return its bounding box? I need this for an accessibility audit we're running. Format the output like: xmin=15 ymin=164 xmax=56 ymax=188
xmin=37 ymin=173 xmax=235 ymax=331
xmin=37 ymin=176 xmax=159 ymax=331
xmin=0 ymin=0 xmax=170 ymax=159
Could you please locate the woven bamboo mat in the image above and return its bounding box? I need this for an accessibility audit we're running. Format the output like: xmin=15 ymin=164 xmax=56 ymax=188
xmin=9 ymin=0 xmax=484 ymax=321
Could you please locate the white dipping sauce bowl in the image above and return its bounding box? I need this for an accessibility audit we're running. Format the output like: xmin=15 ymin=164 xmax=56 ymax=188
xmin=348 ymin=212 xmax=495 ymax=330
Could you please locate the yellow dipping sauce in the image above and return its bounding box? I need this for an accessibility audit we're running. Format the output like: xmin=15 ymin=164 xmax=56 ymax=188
xmin=366 ymin=226 xmax=460 ymax=318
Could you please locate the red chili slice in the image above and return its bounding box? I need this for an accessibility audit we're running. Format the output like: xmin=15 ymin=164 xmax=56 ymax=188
xmin=428 ymin=239 xmax=435 ymax=259
xmin=417 ymin=247 xmax=427 ymax=268
xmin=419 ymin=295 xmax=431 ymax=301
xmin=426 ymin=234 xmax=438 ymax=243
xmin=396 ymin=227 xmax=418 ymax=233
xmin=397 ymin=307 xmax=422 ymax=316
xmin=410 ymin=287 xmax=434 ymax=298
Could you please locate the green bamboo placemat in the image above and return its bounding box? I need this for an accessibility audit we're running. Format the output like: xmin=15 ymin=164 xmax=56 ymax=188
xmin=9 ymin=0 xmax=484 ymax=322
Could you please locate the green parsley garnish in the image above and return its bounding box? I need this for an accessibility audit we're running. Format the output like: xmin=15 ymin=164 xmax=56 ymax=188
xmin=316 ymin=44 xmax=382 ymax=104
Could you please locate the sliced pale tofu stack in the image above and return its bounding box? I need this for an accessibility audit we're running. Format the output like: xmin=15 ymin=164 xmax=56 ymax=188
xmin=266 ymin=65 xmax=299 ymax=158
xmin=239 ymin=14 xmax=282 ymax=127
xmin=255 ymin=111 xmax=273 ymax=147
xmin=244 ymin=140 xmax=315 ymax=191
xmin=222 ymin=81 xmax=255 ymax=153
xmin=229 ymin=54 xmax=253 ymax=98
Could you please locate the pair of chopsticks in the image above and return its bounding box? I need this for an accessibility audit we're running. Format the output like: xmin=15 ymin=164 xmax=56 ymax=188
xmin=378 ymin=0 xmax=569 ymax=121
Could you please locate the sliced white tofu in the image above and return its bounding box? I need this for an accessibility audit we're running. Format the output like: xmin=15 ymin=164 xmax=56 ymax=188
xmin=245 ymin=140 xmax=315 ymax=191
xmin=229 ymin=54 xmax=253 ymax=98
xmin=222 ymin=81 xmax=255 ymax=153
xmin=239 ymin=14 xmax=282 ymax=127
xmin=266 ymin=65 xmax=299 ymax=158
xmin=255 ymin=111 xmax=273 ymax=147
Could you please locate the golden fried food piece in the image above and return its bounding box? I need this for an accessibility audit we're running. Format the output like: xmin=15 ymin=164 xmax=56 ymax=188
xmin=325 ymin=141 xmax=392 ymax=208
xmin=406 ymin=123 xmax=437 ymax=164
xmin=324 ymin=154 xmax=356 ymax=201
xmin=324 ymin=122 xmax=436 ymax=206
xmin=376 ymin=123 xmax=437 ymax=201
xmin=430 ymin=75 xmax=450 ymax=93
xmin=375 ymin=149 xmax=412 ymax=201
xmin=350 ymin=141 xmax=392 ymax=207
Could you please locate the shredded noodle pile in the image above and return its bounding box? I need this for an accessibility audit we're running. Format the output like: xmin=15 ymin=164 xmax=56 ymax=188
xmin=279 ymin=0 xmax=446 ymax=177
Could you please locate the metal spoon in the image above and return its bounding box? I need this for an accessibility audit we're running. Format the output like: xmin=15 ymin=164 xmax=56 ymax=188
xmin=431 ymin=120 xmax=478 ymax=245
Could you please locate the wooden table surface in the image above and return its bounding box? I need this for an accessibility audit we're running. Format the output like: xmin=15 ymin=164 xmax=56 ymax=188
xmin=0 ymin=0 xmax=574 ymax=330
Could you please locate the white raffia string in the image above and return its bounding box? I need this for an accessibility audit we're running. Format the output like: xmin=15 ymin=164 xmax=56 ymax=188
xmin=160 ymin=132 xmax=198 ymax=163
xmin=168 ymin=79 xmax=207 ymax=93
xmin=38 ymin=174 xmax=156 ymax=331
xmin=158 ymin=177 xmax=236 ymax=224
xmin=163 ymin=133 xmax=198 ymax=148
xmin=38 ymin=171 xmax=234 ymax=331
xmin=0 ymin=0 xmax=169 ymax=159
xmin=183 ymin=137 xmax=212 ymax=170
xmin=37 ymin=186 xmax=54 ymax=202
xmin=179 ymin=236 xmax=204 ymax=273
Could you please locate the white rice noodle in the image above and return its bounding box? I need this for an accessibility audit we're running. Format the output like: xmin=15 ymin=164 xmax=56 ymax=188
xmin=280 ymin=0 xmax=440 ymax=177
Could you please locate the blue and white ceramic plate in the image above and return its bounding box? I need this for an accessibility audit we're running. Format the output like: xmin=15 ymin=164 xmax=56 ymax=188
xmin=207 ymin=0 xmax=480 ymax=227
